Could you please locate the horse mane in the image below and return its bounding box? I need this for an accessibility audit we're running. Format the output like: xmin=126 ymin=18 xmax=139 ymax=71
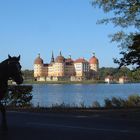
xmin=0 ymin=59 xmax=8 ymax=65
xmin=0 ymin=56 xmax=19 ymax=65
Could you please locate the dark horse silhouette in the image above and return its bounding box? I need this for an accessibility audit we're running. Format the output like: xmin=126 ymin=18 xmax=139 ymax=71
xmin=0 ymin=55 xmax=23 ymax=131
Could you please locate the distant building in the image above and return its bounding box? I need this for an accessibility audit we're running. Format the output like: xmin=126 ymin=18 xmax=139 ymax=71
xmin=34 ymin=52 xmax=99 ymax=81
xmin=105 ymin=75 xmax=114 ymax=84
xmin=119 ymin=76 xmax=129 ymax=84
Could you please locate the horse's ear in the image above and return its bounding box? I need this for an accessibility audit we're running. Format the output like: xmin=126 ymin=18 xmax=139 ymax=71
xmin=8 ymin=54 xmax=12 ymax=59
xmin=17 ymin=55 xmax=20 ymax=61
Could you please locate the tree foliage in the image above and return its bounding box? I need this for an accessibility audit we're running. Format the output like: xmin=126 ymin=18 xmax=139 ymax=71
xmin=92 ymin=0 xmax=140 ymax=28
xmin=22 ymin=70 xmax=34 ymax=80
xmin=92 ymin=0 xmax=140 ymax=68
xmin=2 ymin=85 xmax=33 ymax=107
xmin=98 ymin=67 xmax=140 ymax=81
xmin=114 ymin=34 xmax=140 ymax=68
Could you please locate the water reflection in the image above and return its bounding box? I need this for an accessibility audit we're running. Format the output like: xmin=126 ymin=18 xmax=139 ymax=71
xmin=31 ymin=83 xmax=140 ymax=107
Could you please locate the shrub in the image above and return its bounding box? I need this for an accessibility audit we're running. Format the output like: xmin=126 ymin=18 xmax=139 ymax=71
xmin=111 ymin=97 xmax=126 ymax=108
xmin=126 ymin=94 xmax=140 ymax=107
xmin=104 ymin=97 xmax=125 ymax=108
xmin=104 ymin=95 xmax=140 ymax=108
xmin=80 ymin=102 xmax=86 ymax=108
xmin=104 ymin=98 xmax=113 ymax=108
xmin=3 ymin=85 xmax=33 ymax=107
xmin=92 ymin=101 xmax=101 ymax=108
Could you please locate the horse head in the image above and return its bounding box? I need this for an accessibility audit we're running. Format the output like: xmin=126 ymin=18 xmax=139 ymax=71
xmin=8 ymin=55 xmax=23 ymax=85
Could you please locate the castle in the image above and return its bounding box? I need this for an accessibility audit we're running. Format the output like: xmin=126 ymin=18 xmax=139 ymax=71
xmin=34 ymin=52 xmax=99 ymax=81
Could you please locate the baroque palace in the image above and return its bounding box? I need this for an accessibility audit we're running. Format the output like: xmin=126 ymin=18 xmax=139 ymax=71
xmin=34 ymin=52 xmax=99 ymax=81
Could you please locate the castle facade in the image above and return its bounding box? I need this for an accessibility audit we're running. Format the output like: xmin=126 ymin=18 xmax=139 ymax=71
xmin=34 ymin=52 xmax=99 ymax=81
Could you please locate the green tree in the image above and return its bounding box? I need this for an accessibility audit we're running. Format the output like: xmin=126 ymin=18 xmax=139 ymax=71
xmin=114 ymin=35 xmax=140 ymax=68
xmin=131 ymin=69 xmax=140 ymax=81
xmin=99 ymin=67 xmax=117 ymax=79
xmin=92 ymin=0 xmax=140 ymax=68
xmin=99 ymin=67 xmax=132 ymax=80
xmin=22 ymin=70 xmax=34 ymax=81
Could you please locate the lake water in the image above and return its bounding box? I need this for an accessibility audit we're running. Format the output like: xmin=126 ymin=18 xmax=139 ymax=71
xmin=31 ymin=83 xmax=140 ymax=107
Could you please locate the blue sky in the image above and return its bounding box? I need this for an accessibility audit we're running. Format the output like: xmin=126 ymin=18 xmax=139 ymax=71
xmin=0 ymin=0 xmax=122 ymax=70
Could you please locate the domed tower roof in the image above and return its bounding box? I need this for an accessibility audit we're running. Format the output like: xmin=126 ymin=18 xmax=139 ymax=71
xmin=89 ymin=53 xmax=99 ymax=64
xmin=55 ymin=51 xmax=65 ymax=63
xmin=34 ymin=54 xmax=43 ymax=64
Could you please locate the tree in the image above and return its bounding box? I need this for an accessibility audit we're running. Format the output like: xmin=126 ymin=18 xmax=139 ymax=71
xmin=92 ymin=0 xmax=140 ymax=68
xmin=131 ymin=68 xmax=140 ymax=81
xmin=114 ymin=34 xmax=140 ymax=68
xmin=22 ymin=70 xmax=34 ymax=80
xmin=2 ymin=85 xmax=33 ymax=107
xmin=98 ymin=67 xmax=132 ymax=80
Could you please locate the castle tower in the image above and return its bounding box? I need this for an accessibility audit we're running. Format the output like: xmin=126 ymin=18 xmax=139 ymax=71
xmin=89 ymin=52 xmax=99 ymax=79
xmin=89 ymin=52 xmax=99 ymax=72
xmin=34 ymin=53 xmax=44 ymax=79
xmin=54 ymin=51 xmax=65 ymax=77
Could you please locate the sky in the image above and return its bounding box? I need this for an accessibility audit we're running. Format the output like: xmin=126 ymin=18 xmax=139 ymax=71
xmin=0 ymin=0 xmax=123 ymax=70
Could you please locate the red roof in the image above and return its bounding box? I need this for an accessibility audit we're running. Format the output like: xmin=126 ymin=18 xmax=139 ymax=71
xmin=55 ymin=55 xmax=65 ymax=63
xmin=34 ymin=55 xmax=43 ymax=64
xmin=74 ymin=58 xmax=88 ymax=63
xmin=89 ymin=56 xmax=98 ymax=64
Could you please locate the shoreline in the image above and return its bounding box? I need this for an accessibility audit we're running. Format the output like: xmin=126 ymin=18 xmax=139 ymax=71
xmin=23 ymin=80 xmax=105 ymax=85
xmin=23 ymin=80 xmax=140 ymax=85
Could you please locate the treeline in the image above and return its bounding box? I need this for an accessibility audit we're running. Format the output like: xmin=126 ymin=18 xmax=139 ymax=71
xmin=22 ymin=70 xmax=34 ymax=81
xmin=99 ymin=67 xmax=140 ymax=82
xmin=22 ymin=67 xmax=140 ymax=82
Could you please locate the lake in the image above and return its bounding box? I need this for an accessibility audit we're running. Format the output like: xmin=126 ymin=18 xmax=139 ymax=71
xmin=31 ymin=83 xmax=140 ymax=107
